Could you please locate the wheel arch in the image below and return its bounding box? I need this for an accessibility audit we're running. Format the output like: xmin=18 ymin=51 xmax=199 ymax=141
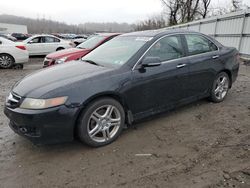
xmin=56 ymin=47 xmax=65 ymax=51
xmin=219 ymin=69 xmax=232 ymax=88
xmin=74 ymin=92 xmax=132 ymax=137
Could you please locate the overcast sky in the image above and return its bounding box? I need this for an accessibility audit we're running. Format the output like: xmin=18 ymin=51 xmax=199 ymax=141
xmin=1 ymin=0 xmax=250 ymax=24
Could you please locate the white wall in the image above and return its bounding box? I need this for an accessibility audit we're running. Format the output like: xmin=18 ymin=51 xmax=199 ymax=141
xmin=0 ymin=23 xmax=28 ymax=34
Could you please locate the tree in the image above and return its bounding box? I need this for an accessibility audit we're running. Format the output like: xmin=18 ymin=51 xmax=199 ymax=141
xmin=198 ymin=0 xmax=212 ymax=18
xmin=160 ymin=0 xmax=181 ymax=26
xmin=160 ymin=0 xmax=211 ymax=25
xmin=232 ymin=0 xmax=242 ymax=11
xmin=134 ymin=14 xmax=166 ymax=31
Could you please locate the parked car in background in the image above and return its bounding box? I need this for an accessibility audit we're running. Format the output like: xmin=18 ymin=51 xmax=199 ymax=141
xmin=11 ymin=33 xmax=29 ymax=41
xmin=4 ymin=29 xmax=239 ymax=147
xmin=0 ymin=37 xmax=28 ymax=69
xmin=43 ymin=33 xmax=120 ymax=67
xmin=72 ymin=35 xmax=88 ymax=46
xmin=0 ymin=34 xmax=17 ymax=42
xmin=23 ymin=35 xmax=74 ymax=56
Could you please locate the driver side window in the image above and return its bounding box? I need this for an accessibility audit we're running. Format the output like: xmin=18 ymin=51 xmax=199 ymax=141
xmin=30 ymin=37 xmax=41 ymax=43
xmin=145 ymin=35 xmax=184 ymax=62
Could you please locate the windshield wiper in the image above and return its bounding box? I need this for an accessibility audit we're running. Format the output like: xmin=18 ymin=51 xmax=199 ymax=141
xmin=83 ymin=59 xmax=103 ymax=67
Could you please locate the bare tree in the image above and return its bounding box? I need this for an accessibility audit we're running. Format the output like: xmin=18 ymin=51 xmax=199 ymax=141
xmin=160 ymin=0 xmax=210 ymax=25
xmin=198 ymin=0 xmax=212 ymax=18
xmin=232 ymin=0 xmax=242 ymax=11
xmin=134 ymin=15 xmax=166 ymax=31
xmin=161 ymin=0 xmax=181 ymax=25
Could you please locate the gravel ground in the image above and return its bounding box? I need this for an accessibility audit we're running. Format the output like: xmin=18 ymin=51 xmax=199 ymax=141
xmin=0 ymin=58 xmax=250 ymax=188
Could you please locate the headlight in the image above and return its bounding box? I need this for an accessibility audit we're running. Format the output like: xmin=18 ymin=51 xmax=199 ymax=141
xmin=55 ymin=57 xmax=68 ymax=64
xmin=20 ymin=96 xmax=68 ymax=109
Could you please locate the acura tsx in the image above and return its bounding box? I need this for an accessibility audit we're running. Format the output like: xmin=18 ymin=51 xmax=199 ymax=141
xmin=4 ymin=29 xmax=239 ymax=147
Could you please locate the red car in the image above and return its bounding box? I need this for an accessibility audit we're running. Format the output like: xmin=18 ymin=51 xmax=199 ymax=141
xmin=43 ymin=33 xmax=120 ymax=67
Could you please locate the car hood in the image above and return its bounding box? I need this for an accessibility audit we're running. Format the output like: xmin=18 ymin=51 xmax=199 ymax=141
xmin=46 ymin=48 xmax=90 ymax=59
xmin=13 ymin=61 xmax=111 ymax=98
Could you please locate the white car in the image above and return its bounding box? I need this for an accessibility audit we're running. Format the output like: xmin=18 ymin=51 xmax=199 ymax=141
xmin=0 ymin=37 xmax=29 ymax=69
xmin=23 ymin=35 xmax=74 ymax=55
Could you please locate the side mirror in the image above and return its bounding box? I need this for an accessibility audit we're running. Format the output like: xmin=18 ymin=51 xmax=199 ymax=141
xmin=141 ymin=56 xmax=161 ymax=68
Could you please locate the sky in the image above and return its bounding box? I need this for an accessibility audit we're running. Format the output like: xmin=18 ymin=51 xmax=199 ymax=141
xmin=0 ymin=0 xmax=250 ymax=24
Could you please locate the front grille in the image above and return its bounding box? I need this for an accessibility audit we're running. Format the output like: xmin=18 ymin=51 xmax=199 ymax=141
xmin=43 ymin=58 xmax=54 ymax=67
xmin=6 ymin=92 xmax=22 ymax=108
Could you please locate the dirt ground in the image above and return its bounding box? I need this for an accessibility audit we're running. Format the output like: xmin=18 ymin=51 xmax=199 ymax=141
xmin=0 ymin=58 xmax=249 ymax=188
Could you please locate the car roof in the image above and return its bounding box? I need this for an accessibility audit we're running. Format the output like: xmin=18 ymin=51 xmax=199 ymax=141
xmin=31 ymin=34 xmax=58 ymax=38
xmin=121 ymin=29 xmax=199 ymax=37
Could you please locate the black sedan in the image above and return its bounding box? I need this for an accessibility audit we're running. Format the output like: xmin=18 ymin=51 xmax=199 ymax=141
xmin=4 ymin=29 xmax=239 ymax=147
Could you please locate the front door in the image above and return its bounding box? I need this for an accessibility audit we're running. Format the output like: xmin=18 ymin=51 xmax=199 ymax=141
xmin=26 ymin=37 xmax=43 ymax=55
xmin=125 ymin=35 xmax=189 ymax=117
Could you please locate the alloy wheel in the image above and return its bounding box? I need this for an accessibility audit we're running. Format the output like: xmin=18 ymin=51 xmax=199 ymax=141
xmin=214 ymin=75 xmax=229 ymax=100
xmin=87 ymin=105 xmax=121 ymax=143
xmin=0 ymin=55 xmax=13 ymax=68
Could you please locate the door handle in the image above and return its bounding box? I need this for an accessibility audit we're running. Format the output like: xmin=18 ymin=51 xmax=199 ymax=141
xmin=176 ymin=63 xmax=186 ymax=68
xmin=212 ymin=55 xmax=219 ymax=59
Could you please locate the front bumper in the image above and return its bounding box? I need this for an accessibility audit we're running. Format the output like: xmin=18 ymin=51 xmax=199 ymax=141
xmin=4 ymin=105 xmax=79 ymax=145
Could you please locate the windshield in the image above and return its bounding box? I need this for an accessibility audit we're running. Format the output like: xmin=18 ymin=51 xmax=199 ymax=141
xmin=77 ymin=35 xmax=105 ymax=49
xmin=82 ymin=36 xmax=151 ymax=67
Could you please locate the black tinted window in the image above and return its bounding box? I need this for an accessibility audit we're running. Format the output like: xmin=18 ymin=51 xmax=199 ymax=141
xmin=145 ymin=35 xmax=184 ymax=62
xmin=185 ymin=34 xmax=218 ymax=55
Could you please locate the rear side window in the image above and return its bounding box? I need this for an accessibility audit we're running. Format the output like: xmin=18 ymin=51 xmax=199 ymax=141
xmin=145 ymin=35 xmax=184 ymax=62
xmin=185 ymin=34 xmax=218 ymax=56
xmin=44 ymin=37 xmax=60 ymax=43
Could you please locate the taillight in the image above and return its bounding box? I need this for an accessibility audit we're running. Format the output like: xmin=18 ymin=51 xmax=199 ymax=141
xmin=16 ymin=45 xmax=26 ymax=50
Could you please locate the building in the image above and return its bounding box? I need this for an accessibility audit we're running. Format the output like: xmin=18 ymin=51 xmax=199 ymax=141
xmin=0 ymin=23 xmax=28 ymax=34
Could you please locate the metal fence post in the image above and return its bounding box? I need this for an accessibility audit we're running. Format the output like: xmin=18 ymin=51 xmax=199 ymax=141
xmin=214 ymin=18 xmax=218 ymax=38
xmin=238 ymin=12 xmax=247 ymax=52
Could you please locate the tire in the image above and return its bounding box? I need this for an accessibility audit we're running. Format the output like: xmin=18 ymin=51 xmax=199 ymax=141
xmin=77 ymin=97 xmax=125 ymax=147
xmin=209 ymin=72 xmax=230 ymax=103
xmin=56 ymin=47 xmax=64 ymax=51
xmin=13 ymin=64 xmax=24 ymax=70
xmin=0 ymin=54 xmax=14 ymax=69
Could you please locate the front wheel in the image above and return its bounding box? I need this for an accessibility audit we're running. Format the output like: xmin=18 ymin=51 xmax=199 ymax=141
xmin=209 ymin=72 xmax=230 ymax=103
xmin=77 ymin=98 xmax=125 ymax=147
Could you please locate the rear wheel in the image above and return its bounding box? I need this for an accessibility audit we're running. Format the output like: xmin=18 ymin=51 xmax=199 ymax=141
xmin=56 ymin=47 xmax=64 ymax=51
xmin=0 ymin=54 xmax=14 ymax=68
xmin=209 ymin=72 xmax=230 ymax=103
xmin=77 ymin=98 xmax=125 ymax=147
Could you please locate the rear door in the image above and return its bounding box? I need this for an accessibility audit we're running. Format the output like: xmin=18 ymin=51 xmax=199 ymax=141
xmin=183 ymin=34 xmax=221 ymax=98
xmin=43 ymin=36 xmax=60 ymax=54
